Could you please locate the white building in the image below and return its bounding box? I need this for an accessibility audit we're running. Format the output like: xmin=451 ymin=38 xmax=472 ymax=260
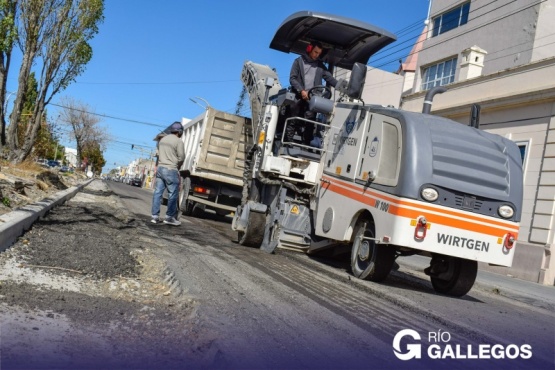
xmin=395 ymin=0 xmax=555 ymax=284
xmin=64 ymin=148 xmax=77 ymax=167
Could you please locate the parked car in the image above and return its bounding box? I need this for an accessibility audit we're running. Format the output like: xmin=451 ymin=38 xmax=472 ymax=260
xmin=60 ymin=165 xmax=70 ymax=172
xmin=47 ymin=160 xmax=61 ymax=168
xmin=36 ymin=158 xmax=49 ymax=168
xmin=131 ymin=177 xmax=142 ymax=187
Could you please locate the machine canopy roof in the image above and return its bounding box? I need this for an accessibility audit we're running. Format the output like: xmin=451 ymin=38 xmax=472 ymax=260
xmin=269 ymin=11 xmax=397 ymax=70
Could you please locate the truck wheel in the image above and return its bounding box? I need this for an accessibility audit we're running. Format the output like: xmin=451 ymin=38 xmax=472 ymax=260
xmin=238 ymin=211 xmax=265 ymax=248
xmin=350 ymin=219 xmax=395 ymax=282
xmin=191 ymin=202 xmax=205 ymax=218
xmin=429 ymin=256 xmax=477 ymax=297
xmin=179 ymin=177 xmax=194 ymax=216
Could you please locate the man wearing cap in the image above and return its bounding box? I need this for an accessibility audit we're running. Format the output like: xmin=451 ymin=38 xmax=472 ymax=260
xmin=287 ymin=41 xmax=338 ymax=146
xmin=151 ymin=121 xmax=185 ymax=226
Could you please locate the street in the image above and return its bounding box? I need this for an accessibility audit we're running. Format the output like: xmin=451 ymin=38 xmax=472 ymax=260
xmin=107 ymin=180 xmax=555 ymax=369
xmin=0 ymin=180 xmax=553 ymax=369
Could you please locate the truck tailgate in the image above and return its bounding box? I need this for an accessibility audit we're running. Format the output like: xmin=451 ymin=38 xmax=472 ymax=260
xmin=185 ymin=108 xmax=252 ymax=186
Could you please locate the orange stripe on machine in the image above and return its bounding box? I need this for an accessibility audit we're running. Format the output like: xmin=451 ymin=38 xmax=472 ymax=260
xmin=321 ymin=176 xmax=519 ymax=238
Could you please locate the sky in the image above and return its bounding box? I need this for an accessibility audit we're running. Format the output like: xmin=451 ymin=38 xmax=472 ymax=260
xmin=8 ymin=0 xmax=431 ymax=172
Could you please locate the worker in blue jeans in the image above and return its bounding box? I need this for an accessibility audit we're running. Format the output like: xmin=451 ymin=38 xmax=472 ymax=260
xmin=151 ymin=122 xmax=185 ymax=226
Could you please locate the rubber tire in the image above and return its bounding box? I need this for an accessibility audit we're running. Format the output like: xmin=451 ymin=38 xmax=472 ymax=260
xmin=430 ymin=257 xmax=477 ymax=297
xmin=350 ymin=219 xmax=396 ymax=282
xmin=179 ymin=177 xmax=194 ymax=216
xmin=238 ymin=211 xmax=266 ymax=248
xmin=191 ymin=202 xmax=205 ymax=218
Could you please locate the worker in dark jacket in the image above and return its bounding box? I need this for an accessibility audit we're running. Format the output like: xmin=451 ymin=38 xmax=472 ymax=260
xmin=151 ymin=122 xmax=185 ymax=226
xmin=287 ymin=41 xmax=338 ymax=146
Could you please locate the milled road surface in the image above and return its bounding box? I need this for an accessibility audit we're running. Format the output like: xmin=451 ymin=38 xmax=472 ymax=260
xmin=0 ymin=179 xmax=553 ymax=369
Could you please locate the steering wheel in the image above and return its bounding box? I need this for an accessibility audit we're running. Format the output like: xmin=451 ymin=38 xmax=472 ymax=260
xmin=308 ymin=85 xmax=332 ymax=100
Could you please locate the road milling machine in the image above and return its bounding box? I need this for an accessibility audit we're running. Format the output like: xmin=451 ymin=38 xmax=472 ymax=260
xmin=231 ymin=11 xmax=523 ymax=297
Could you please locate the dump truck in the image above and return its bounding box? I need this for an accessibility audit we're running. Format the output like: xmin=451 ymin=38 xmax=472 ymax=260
xmin=178 ymin=107 xmax=252 ymax=217
xmin=230 ymin=11 xmax=523 ymax=297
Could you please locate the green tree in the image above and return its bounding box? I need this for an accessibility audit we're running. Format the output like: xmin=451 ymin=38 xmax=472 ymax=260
xmin=31 ymin=120 xmax=53 ymax=158
xmin=82 ymin=140 xmax=104 ymax=173
xmin=13 ymin=71 xmax=61 ymax=160
xmin=6 ymin=0 xmax=55 ymax=153
xmin=15 ymin=70 xmax=35 ymax=146
xmin=7 ymin=0 xmax=104 ymax=163
xmin=0 ymin=0 xmax=17 ymax=148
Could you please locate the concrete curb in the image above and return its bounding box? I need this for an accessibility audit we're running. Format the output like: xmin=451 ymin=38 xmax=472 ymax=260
xmin=0 ymin=178 xmax=94 ymax=252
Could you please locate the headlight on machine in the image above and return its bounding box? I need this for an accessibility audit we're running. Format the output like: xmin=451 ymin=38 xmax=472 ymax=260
xmin=421 ymin=187 xmax=439 ymax=202
xmin=498 ymin=205 xmax=514 ymax=219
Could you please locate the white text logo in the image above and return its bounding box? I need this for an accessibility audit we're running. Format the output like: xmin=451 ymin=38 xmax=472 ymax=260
xmin=393 ymin=329 xmax=422 ymax=360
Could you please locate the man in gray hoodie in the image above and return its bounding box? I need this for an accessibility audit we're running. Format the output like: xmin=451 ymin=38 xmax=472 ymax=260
xmin=287 ymin=41 xmax=338 ymax=146
xmin=151 ymin=122 xmax=185 ymax=226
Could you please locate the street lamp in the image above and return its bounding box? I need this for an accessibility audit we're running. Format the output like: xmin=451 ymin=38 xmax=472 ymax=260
xmin=189 ymin=96 xmax=211 ymax=110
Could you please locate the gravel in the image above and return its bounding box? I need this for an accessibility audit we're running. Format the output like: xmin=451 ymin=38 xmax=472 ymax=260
xmin=0 ymin=180 xmax=213 ymax=369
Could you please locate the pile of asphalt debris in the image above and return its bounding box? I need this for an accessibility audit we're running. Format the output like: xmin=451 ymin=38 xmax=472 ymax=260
xmin=0 ymin=180 xmax=215 ymax=369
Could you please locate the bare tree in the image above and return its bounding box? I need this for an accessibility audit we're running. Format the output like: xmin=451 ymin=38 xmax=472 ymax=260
xmin=7 ymin=0 xmax=104 ymax=163
xmin=58 ymin=97 xmax=109 ymax=167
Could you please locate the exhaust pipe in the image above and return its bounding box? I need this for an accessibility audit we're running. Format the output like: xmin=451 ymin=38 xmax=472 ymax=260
xmin=470 ymin=104 xmax=481 ymax=129
xmin=422 ymin=86 xmax=447 ymax=114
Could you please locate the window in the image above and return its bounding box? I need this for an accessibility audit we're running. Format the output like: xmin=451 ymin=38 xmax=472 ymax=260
xmin=421 ymin=57 xmax=458 ymax=90
xmin=432 ymin=2 xmax=470 ymax=37
xmin=513 ymin=141 xmax=529 ymax=183
xmin=518 ymin=144 xmax=527 ymax=164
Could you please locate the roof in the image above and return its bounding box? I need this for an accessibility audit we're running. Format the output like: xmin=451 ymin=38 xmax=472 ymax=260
xmin=399 ymin=25 xmax=428 ymax=73
xmin=269 ymin=11 xmax=396 ymax=70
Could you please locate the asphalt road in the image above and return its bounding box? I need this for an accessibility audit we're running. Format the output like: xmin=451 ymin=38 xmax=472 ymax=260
xmin=107 ymin=180 xmax=555 ymax=370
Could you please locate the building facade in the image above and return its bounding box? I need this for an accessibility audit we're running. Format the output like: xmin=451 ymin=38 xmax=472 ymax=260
xmin=64 ymin=148 xmax=78 ymax=168
xmin=398 ymin=0 xmax=555 ymax=284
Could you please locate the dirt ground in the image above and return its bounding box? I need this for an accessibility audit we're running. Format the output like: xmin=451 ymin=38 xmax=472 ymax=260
xmin=0 ymin=164 xmax=85 ymax=216
xmin=0 ymin=179 xmax=214 ymax=369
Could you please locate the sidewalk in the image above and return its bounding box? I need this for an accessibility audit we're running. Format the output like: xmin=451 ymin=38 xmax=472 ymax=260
xmin=398 ymin=255 xmax=555 ymax=310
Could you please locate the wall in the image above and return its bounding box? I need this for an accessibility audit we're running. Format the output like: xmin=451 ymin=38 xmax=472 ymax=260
xmin=532 ymin=0 xmax=555 ymax=62
xmin=401 ymin=58 xmax=555 ymax=284
xmin=415 ymin=0 xmax=543 ymax=92
xmin=336 ymin=67 xmax=404 ymax=108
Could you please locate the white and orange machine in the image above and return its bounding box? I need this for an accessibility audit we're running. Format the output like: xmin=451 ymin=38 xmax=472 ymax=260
xmin=231 ymin=11 xmax=522 ymax=296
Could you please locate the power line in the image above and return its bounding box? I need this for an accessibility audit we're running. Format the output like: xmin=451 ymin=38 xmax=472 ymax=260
xmin=74 ymin=79 xmax=238 ymax=85
xmin=371 ymin=0 xmax=546 ymax=69
xmin=480 ymin=113 xmax=555 ymax=126
xmin=49 ymin=102 xmax=167 ymax=129
xmin=55 ymin=125 xmax=155 ymax=158
xmin=373 ymin=0 xmax=501 ymax=59
xmin=356 ymin=30 xmax=555 ymax=93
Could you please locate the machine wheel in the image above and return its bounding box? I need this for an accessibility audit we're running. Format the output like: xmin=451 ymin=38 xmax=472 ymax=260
xmin=179 ymin=177 xmax=194 ymax=216
xmin=237 ymin=211 xmax=266 ymax=248
xmin=350 ymin=219 xmax=396 ymax=282
xmin=429 ymin=256 xmax=477 ymax=297
xmin=259 ymin=202 xmax=280 ymax=254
